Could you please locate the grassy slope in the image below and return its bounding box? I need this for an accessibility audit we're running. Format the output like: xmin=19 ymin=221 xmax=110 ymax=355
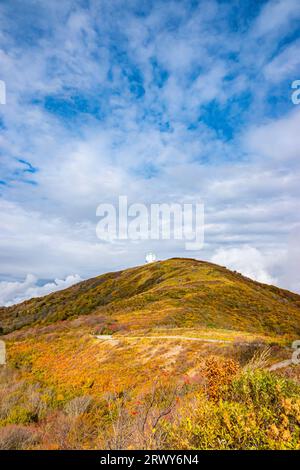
xmin=1 ymin=259 xmax=300 ymax=450
xmin=1 ymin=258 xmax=300 ymax=337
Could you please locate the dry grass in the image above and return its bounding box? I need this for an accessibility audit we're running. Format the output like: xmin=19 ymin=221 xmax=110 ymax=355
xmin=0 ymin=258 xmax=300 ymax=449
xmin=1 ymin=258 xmax=300 ymax=337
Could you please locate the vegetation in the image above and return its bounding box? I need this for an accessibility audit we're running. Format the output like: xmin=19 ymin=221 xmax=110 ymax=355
xmin=0 ymin=356 xmax=299 ymax=450
xmin=1 ymin=258 xmax=300 ymax=337
xmin=0 ymin=258 xmax=299 ymax=449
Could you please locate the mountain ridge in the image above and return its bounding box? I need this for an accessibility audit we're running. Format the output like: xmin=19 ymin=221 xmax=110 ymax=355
xmin=1 ymin=257 xmax=300 ymax=337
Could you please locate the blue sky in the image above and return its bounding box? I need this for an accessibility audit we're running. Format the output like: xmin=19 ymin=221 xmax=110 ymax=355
xmin=0 ymin=0 xmax=300 ymax=304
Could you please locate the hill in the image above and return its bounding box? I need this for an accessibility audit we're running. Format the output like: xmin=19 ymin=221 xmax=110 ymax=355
xmin=1 ymin=258 xmax=300 ymax=337
xmin=0 ymin=258 xmax=300 ymax=450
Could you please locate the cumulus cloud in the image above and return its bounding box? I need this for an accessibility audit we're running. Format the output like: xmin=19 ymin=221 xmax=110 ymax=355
xmin=211 ymin=245 xmax=277 ymax=285
xmin=0 ymin=273 xmax=82 ymax=307
xmin=244 ymin=110 xmax=300 ymax=162
xmin=278 ymin=227 xmax=300 ymax=293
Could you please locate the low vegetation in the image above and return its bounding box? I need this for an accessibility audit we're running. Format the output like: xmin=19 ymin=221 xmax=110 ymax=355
xmin=0 ymin=258 xmax=299 ymax=449
xmin=1 ymin=258 xmax=300 ymax=336
xmin=0 ymin=354 xmax=299 ymax=449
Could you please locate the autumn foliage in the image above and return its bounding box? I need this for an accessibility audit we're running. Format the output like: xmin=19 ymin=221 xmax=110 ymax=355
xmin=0 ymin=258 xmax=299 ymax=449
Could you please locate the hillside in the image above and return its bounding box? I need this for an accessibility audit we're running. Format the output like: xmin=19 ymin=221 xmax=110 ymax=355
xmin=1 ymin=258 xmax=300 ymax=337
xmin=1 ymin=258 xmax=300 ymax=450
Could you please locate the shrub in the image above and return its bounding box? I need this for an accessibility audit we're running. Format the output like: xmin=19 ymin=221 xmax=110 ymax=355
xmin=38 ymin=411 xmax=73 ymax=450
xmin=201 ymin=356 xmax=239 ymax=400
xmin=228 ymin=369 xmax=300 ymax=409
xmin=6 ymin=406 xmax=38 ymax=425
xmin=0 ymin=424 xmax=37 ymax=450
xmin=65 ymin=396 xmax=93 ymax=417
xmin=163 ymin=370 xmax=300 ymax=450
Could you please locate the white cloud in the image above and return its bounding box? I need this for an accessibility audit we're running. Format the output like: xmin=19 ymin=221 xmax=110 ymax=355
xmin=279 ymin=226 xmax=300 ymax=293
xmin=252 ymin=0 xmax=300 ymax=39
xmin=264 ymin=39 xmax=300 ymax=83
xmin=0 ymin=273 xmax=82 ymax=307
xmin=211 ymin=245 xmax=277 ymax=285
xmin=244 ymin=109 xmax=300 ymax=162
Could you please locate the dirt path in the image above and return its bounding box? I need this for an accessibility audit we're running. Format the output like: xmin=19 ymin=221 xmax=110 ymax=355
xmin=94 ymin=334 xmax=296 ymax=372
xmin=269 ymin=359 xmax=293 ymax=371
xmin=95 ymin=334 xmax=231 ymax=344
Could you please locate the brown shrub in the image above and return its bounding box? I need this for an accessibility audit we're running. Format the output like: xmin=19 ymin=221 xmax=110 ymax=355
xmin=0 ymin=424 xmax=37 ymax=449
xmin=38 ymin=411 xmax=73 ymax=449
xmin=65 ymin=396 xmax=93 ymax=417
xmin=202 ymin=356 xmax=239 ymax=400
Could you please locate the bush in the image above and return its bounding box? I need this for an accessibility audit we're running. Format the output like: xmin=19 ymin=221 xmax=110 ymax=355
xmin=0 ymin=425 xmax=37 ymax=450
xmin=163 ymin=370 xmax=300 ymax=450
xmin=65 ymin=396 xmax=93 ymax=417
xmin=201 ymin=357 xmax=239 ymax=400
xmin=228 ymin=369 xmax=300 ymax=409
xmin=6 ymin=406 xmax=38 ymax=425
